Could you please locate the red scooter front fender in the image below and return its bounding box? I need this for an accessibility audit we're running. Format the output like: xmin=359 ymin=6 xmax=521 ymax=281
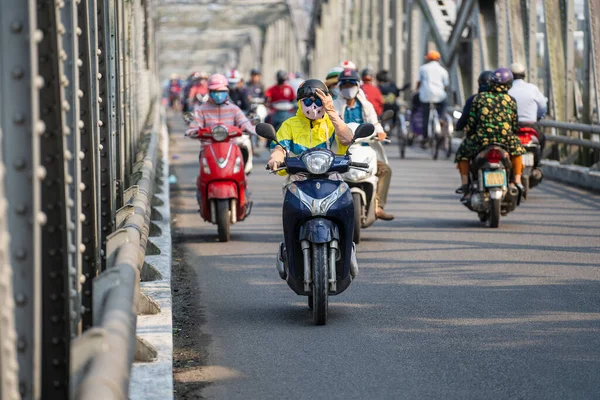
xmin=208 ymin=181 xmax=238 ymax=199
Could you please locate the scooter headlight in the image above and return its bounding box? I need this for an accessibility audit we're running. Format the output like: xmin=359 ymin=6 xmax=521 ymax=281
xmin=302 ymin=150 xmax=334 ymax=175
xmin=211 ymin=125 xmax=228 ymax=142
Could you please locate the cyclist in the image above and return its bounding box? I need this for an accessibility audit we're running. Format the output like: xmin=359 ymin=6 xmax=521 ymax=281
xmin=508 ymin=62 xmax=548 ymax=154
xmin=417 ymin=50 xmax=449 ymax=140
xmin=334 ymin=69 xmax=395 ymax=221
xmin=454 ymin=68 xmax=525 ymax=196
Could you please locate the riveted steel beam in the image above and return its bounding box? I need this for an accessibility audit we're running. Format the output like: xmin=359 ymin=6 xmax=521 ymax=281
xmin=37 ymin=0 xmax=72 ymax=396
xmin=78 ymin=0 xmax=102 ymax=330
xmin=61 ymin=0 xmax=84 ymax=338
xmin=97 ymin=0 xmax=118 ymax=269
xmin=0 ymin=0 xmax=43 ymax=397
xmin=0 ymin=119 xmax=20 ymax=400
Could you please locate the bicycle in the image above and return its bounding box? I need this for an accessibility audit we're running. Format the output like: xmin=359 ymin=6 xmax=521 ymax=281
xmin=426 ymin=102 xmax=452 ymax=160
xmin=396 ymin=103 xmax=413 ymax=159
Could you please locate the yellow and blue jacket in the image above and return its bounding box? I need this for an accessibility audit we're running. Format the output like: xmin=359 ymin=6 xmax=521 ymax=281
xmin=271 ymin=102 xmax=348 ymax=156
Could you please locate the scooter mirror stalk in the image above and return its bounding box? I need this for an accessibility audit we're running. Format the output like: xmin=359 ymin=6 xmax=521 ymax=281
xmin=256 ymin=123 xmax=287 ymax=155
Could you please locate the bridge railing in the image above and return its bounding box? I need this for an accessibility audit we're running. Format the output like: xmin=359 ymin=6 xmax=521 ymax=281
xmin=0 ymin=0 xmax=159 ymax=398
xmin=538 ymin=120 xmax=600 ymax=168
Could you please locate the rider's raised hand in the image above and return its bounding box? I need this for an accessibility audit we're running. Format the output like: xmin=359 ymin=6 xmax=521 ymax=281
xmin=315 ymin=88 xmax=335 ymax=113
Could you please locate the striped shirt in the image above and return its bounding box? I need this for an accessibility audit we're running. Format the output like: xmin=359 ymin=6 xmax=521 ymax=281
xmin=186 ymin=100 xmax=255 ymax=136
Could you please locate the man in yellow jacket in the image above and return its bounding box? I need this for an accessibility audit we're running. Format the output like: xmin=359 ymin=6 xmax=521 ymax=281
xmin=267 ymin=79 xmax=353 ymax=170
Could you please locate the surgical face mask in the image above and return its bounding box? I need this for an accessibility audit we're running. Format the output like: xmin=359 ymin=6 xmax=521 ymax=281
xmin=210 ymin=91 xmax=228 ymax=105
xmin=329 ymin=87 xmax=340 ymax=100
xmin=341 ymin=86 xmax=359 ymax=100
xmin=300 ymin=100 xmax=325 ymax=120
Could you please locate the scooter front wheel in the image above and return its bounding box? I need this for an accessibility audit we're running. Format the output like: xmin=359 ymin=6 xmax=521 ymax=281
xmin=216 ymin=199 xmax=230 ymax=242
xmin=312 ymin=243 xmax=328 ymax=325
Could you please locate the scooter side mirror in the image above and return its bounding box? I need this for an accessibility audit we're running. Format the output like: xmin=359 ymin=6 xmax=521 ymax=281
xmin=353 ymin=123 xmax=375 ymax=140
xmin=381 ymin=109 xmax=394 ymax=122
xmin=256 ymin=123 xmax=277 ymax=142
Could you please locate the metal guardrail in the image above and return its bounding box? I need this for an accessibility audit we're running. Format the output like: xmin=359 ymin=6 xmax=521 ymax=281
xmin=72 ymin=106 xmax=160 ymax=400
xmin=538 ymin=120 xmax=600 ymax=166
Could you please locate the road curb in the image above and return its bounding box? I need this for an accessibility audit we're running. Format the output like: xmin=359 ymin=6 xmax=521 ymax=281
xmin=540 ymin=160 xmax=600 ymax=193
xmin=129 ymin=111 xmax=174 ymax=399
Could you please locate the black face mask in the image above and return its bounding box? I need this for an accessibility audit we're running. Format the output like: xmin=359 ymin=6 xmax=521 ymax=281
xmin=277 ymin=79 xmax=286 ymax=85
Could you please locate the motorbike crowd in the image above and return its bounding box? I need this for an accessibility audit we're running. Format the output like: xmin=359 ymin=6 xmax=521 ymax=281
xmin=166 ymin=51 xmax=548 ymax=324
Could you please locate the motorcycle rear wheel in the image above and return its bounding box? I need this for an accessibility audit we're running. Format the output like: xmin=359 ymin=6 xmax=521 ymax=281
xmin=522 ymin=176 xmax=530 ymax=200
xmin=489 ymin=198 xmax=501 ymax=228
xmin=216 ymin=199 xmax=231 ymax=242
xmin=312 ymin=243 xmax=329 ymax=325
xmin=352 ymin=193 xmax=362 ymax=244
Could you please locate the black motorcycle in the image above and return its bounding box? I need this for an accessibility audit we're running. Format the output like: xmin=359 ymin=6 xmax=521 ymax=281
xmin=256 ymin=122 xmax=374 ymax=325
xmin=462 ymin=144 xmax=520 ymax=228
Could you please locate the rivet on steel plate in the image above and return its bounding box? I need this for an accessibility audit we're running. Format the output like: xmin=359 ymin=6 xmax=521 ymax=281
xmin=15 ymin=293 xmax=27 ymax=306
xmin=10 ymin=22 xmax=23 ymax=33
xmin=12 ymin=67 xmax=25 ymax=79
xmin=37 ymin=212 xmax=47 ymax=226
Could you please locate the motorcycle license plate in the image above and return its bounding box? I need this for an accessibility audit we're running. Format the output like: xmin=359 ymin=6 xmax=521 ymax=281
xmin=522 ymin=152 xmax=534 ymax=167
xmin=484 ymin=171 xmax=506 ymax=187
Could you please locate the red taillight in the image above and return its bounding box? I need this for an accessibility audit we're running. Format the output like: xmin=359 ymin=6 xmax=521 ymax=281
xmin=486 ymin=148 xmax=503 ymax=163
xmin=518 ymin=133 xmax=532 ymax=145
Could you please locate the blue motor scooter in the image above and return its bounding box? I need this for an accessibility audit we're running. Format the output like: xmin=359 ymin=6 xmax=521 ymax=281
xmin=256 ymin=122 xmax=374 ymax=325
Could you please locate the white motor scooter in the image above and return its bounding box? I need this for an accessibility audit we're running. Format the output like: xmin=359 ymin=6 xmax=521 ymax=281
xmin=343 ymin=123 xmax=384 ymax=244
xmin=233 ymin=134 xmax=254 ymax=175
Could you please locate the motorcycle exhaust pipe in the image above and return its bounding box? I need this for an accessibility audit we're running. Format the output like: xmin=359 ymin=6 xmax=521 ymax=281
xmin=508 ymin=185 xmax=519 ymax=199
xmin=301 ymin=240 xmax=312 ymax=292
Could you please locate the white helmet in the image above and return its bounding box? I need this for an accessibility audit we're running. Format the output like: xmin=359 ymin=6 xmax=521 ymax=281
xmin=226 ymin=69 xmax=241 ymax=85
xmin=510 ymin=62 xmax=526 ymax=76
xmin=340 ymin=60 xmax=357 ymax=70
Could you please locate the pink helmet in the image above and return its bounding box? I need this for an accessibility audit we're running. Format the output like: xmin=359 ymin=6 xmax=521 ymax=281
xmin=207 ymin=74 xmax=229 ymax=91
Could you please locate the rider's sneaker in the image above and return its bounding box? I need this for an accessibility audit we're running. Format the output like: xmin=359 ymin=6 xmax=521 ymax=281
xmin=276 ymin=242 xmax=287 ymax=280
xmin=376 ymin=207 xmax=395 ymax=221
xmin=350 ymin=242 xmax=359 ymax=278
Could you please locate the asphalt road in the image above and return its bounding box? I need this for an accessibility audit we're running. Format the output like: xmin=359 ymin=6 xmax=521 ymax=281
xmin=168 ymin=112 xmax=600 ymax=400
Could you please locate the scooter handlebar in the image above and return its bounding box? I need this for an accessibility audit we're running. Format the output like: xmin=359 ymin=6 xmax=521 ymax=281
xmin=350 ymin=161 xmax=370 ymax=169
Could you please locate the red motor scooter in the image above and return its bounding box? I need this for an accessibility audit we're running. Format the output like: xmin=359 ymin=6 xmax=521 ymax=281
xmin=191 ymin=124 xmax=251 ymax=241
